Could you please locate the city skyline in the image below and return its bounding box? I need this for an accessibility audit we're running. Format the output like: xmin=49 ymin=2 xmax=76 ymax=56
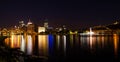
xmin=0 ymin=0 xmax=120 ymax=29
xmin=0 ymin=1 xmax=120 ymax=61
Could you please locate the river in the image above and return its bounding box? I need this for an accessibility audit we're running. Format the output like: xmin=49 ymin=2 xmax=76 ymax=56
xmin=4 ymin=34 xmax=120 ymax=62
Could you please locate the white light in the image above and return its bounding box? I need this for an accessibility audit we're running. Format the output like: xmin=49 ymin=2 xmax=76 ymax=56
xmin=38 ymin=27 xmax=45 ymax=33
xmin=87 ymin=31 xmax=94 ymax=35
xmin=87 ymin=27 xmax=94 ymax=35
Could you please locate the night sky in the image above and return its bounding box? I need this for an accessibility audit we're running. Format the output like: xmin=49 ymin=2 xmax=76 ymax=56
xmin=0 ymin=0 xmax=120 ymax=29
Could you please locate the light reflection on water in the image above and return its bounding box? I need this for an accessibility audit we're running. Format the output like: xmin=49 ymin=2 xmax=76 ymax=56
xmin=113 ymin=34 xmax=119 ymax=57
xmin=70 ymin=35 xmax=73 ymax=47
xmin=56 ymin=35 xmax=60 ymax=49
xmin=63 ymin=35 xmax=66 ymax=53
xmin=4 ymin=34 xmax=120 ymax=60
xmin=21 ymin=35 xmax=25 ymax=52
xmin=27 ymin=35 xmax=33 ymax=55
xmin=38 ymin=35 xmax=48 ymax=56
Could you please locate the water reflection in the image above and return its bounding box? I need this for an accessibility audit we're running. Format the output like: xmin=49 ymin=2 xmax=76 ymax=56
xmin=101 ymin=36 xmax=105 ymax=48
xmin=5 ymin=35 xmax=21 ymax=48
xmin=80 ymin=36 xmax=88 ymax=48
xmin=113 ymin=34 xmax=119 ymax=57
xmin=62 ymin=35 xmax=66 ymax=53
xmin=5 ymin=35 xmax=34 ymax=55
xmin=48 ymin=35 xmax=54 ymax=54
xmin=27 ymin=35 xmax=33 ymax=55
xmin=70 ymin=35 xmax=73 ymax=47
xmin=38 ymin=35 xmax=48 ymax=56
xmin=56 ymin=35 xmax=60 ymax=49
xmin=86 ymin=35 xmax=96 ymax=52
xmin=75 ymin=35 xmax=79 ymax=45
xmin=97 ymin=36 xmax=105 ymax=48
xmin=91 ymin=36 xmax=96 ymax=50
xmin=20 ymin=35 xmax=26 ymax=52
xmin=4 ymin=34 xmax=119 ymax=60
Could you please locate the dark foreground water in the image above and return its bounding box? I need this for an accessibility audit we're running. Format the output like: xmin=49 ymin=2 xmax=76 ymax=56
xmin=4 ymin=34 xmax=120 ymax=62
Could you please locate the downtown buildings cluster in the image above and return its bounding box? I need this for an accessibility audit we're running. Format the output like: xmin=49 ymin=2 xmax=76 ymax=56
xmin=0 ymin=19 xmax=120 ymax=36
xmin=0 ymin=19 xmax=68 ymax=36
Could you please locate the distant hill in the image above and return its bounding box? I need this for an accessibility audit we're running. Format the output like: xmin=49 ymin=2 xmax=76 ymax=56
xmin=91 ymin=22 xmax=120 ymax=30
xmin=106 ymin=22 xmax=120 ymax=30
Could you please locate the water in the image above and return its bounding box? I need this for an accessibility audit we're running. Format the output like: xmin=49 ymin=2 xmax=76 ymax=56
xmin=4 ymin=34 xmax=120 ymax=62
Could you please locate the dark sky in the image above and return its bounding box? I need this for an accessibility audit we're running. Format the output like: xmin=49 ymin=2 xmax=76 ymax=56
xmin=0 ymin=0 xmax=120 ymax=29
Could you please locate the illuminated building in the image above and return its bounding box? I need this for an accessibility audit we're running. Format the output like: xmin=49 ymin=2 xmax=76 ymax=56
xmin=1 ymin=28 xmax=8 ymax=36
xmin=44 ymin=19 xmax=49 ymax=30
xmin=43 ymin=19 xmax=54 ymax=32
xmin=38 ymin=27 xmax=45 ymax=33
xmin=27 ymin=19 xmax=34 ymax=34
xmin=19 ymin=21 xmax=25 ymax=28
xmin=19 ymin=21 xmax=26 ymax=34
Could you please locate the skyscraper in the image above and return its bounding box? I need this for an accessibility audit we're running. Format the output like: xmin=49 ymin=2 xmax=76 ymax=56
xmin=19 ymin=21 xmax=25 ymax=28
xmin=19 ymin=21 xmax=26 ymax=33
xmin=27 ymin=19 xmax=34 ymax=34
xmin=44 ymin=19 xmax=49 ymax=29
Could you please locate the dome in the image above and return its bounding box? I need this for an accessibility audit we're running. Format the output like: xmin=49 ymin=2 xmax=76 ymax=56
xmin=27 ymin=21 xmax=32 ymax=25
xmin=27 ymin=19 xmax=33 ymax=25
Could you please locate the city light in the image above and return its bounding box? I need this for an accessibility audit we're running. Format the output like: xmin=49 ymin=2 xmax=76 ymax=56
xmin=38 ymin=27 xmax=45 ymax=33
xmin=87 ymin=31 xmax=94 ymax=35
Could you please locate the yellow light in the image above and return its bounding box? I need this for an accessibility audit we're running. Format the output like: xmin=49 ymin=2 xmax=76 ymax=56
xmin=38 ymin=35 xmax=48 ymax=56
xmin=69 ymin=31 xmax=73 ymax=34
xmin=38 ymin=27 xmax=45 ymax=33
xmin=113 ymin=34 xmax=119 ymax=57
xmin=11 ymin=35 xmax=14 ymax=48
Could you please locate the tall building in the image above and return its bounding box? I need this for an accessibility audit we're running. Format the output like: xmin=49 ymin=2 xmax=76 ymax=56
xmin=44 ymin=19 xmax=49 ymax=29
xmin=19 ymin=21 xmax=25 ymax=28
xmin=19 ymin=21 xmax=26 ymax=33
xmin=27 ymin=19 xmax=34 ymax=34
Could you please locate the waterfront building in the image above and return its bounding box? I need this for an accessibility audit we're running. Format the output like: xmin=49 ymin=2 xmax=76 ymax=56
xmin=38 ymin=27 xmax=45 ymax=33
